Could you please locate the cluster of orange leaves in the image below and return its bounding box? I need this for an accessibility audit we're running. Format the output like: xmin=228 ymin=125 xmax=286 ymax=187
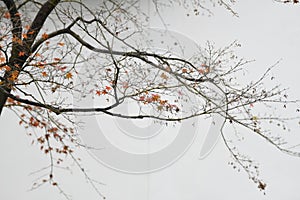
xmin=6 ymin=97 xmax=21 ymax=105
xmin=139 ymin=93 xmax=162 ymax=103
xmin=8 ymin=70 xmax=19 ymax=81
xmin=0 ymin=63 xmax=21 ymax=81
xmin=139 ymin=93 xmax=180 ymax=112
xmin=40 ymin=70 xmax=72 ymax=79
xmin=19 ymin=113 xmax=75 ymax=157
xmin=21 ymin=26 xmax=35 ymax=39
xmin=12 ymin=35 xmax=22 ymax=45
xmin=96 ymin=86 xmax=112 ymax=96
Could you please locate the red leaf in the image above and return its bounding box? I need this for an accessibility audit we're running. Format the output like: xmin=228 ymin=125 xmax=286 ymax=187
xmin=105 ymin=86 xmax=112 ymax=91
xmin=96 ymin=90 xmax=101 ymax=96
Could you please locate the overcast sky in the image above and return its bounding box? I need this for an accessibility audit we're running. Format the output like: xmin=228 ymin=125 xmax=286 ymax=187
xmin=1 ymin=1 xmax=300 ymax=200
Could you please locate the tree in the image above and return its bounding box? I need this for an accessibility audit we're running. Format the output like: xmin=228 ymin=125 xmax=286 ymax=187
xmin=0 ymin=0 xmax=299 ymax=199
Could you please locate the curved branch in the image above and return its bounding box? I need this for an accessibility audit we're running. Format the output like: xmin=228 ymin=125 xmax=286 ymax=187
xmin=1 ymin=85 xmax=213 ymax=121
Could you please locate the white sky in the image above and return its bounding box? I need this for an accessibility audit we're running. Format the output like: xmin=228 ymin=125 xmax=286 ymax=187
xmin=1 ymin=1 xmax=300 ymax=200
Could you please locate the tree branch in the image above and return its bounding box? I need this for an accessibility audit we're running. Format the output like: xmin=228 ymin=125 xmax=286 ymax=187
xmin=24 ymin=0 xmax=61 ymax=50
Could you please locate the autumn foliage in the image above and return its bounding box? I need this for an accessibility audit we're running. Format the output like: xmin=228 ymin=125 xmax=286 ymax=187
xmin=0 ymin=0 xmax=300 ymax=199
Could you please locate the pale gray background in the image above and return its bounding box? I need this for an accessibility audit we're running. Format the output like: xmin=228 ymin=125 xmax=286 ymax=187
xmin=1 ymin=1 xmax=300 ymax=199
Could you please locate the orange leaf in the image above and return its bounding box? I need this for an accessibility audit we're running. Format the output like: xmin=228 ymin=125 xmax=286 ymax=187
xmin=65 ymin=72 xmax=72 ymax=79
xmin=18 ymin=51 xmax=25 ymax=57
xmin=198 ymin=69 xmax=205 ymax=74
xmin=22 ymin=33 xmax=28 ymax=39
xmin=159 ymin=99 xmax=168 ymax=105
xmin=42 ymin=72 xmax=47 ymax=77
xmin=36 ymin=62 xmax=45 ymax=68
xmin=3 ymin=65 xmax=11 ymax=71
xmin=42 ymin=32 xmax=48 ymax=39
xmin=105 ymin=86 xmax=112 ymax=91
xmin=25 ymin=25 xmax=30 ymax=30
xmin=3 ymin=12 xmax=10 ymax=19
xmin=151 ymin=94 xmax=160 ymax=101
xmin=48 ymin=127 xmax=58 ymax=133
xmin=0 ymin=57 xmax=5 ymax=63
xmin=10 ymin=70 xmax=19 ymax=81
xmin=12 ymin=36 xmax=22 ymax=44
xmin=182 ymin=68 xmax=188 ymax=73
xmin=160 ymin=73 xmax=168 ymax=80
xmin=96 ymin=90 xmax=101 ymax=96
xmin=57 ymin=42 xmax=64 ymax=46
xmin=7 ymin=97 xmax=14 ymax=103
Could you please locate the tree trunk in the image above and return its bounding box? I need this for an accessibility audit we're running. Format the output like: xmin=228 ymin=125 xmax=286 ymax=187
xmin=0 ymin=86 xmax=10 ymax=115
xmin=0 ymin=0 xmax=61 ymax=115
